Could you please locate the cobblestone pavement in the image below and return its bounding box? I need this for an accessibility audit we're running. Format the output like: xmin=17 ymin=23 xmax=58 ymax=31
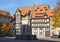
xmin=0 ymin=37 xmax=59 ymax=42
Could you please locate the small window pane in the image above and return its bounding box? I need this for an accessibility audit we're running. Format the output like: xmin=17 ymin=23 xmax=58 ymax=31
xmin=37 ymin=7 xmax=39 ymax=9
xmin=44 ymin=7 xmax=47 ymax=9
xmin=39 ymin=28 xmax=43 ymax=30
xmin=47 ymin=19 xmax=49 ymax=21
xmin=35 ymin=10 xmax=37 ymax=11
xmin=34 ymin=28 xmax=38 ymax=30
xmin=45 ymin=9 xmax=48 ymax=11
xmin=39 ymin=32 xmax=43 ymax=35
xmin=34 ymin=31 xmax=38 ymax=35
xmin=46 ymin=28 xmax=49 ymax=30
xmin=40 ymin=9 xmax=43 ymax=11
xmin=47 ymin=23 xmax=49 ymax=26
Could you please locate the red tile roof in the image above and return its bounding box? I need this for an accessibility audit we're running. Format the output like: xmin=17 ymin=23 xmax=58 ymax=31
xmin=0 ymin=10 xmax=13 ymax=19
xmin=0 ymin=10 xmax=10 ymax=16
xmin=18 ymin=5 xmax=53 ymax=18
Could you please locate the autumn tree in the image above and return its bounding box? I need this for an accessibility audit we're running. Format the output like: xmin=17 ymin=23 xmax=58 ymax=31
xmin=1 ymin=22 xmax=12 ymax=36
xmin=7 ymin=23 xmax=12 ymax=35
xmin=52 ymin=0 xmax=60 ymax=28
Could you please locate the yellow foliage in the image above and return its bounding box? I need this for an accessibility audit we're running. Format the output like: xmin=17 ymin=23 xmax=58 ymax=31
xmin=52 ymin=4 xmax=60 ymax=28
xmin=1 ymin=22 xmax=12 ymax=34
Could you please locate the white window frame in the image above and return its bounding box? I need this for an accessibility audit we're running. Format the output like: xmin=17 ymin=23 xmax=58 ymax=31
xmin=47 ymin=19 xmax=49 ymax=22
xmin=34 ymin=31 xmax=38 ymax=35
xmin=47 ymin=23 xmax=49 ymax=26
xmin=45 ymin=28 xmax=50 ymax=31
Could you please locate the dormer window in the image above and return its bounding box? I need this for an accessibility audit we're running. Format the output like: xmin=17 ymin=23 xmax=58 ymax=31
xmin=44 ymin=7 xmax=48 ymax=11
xmin=40 ymin=9 xmax=43 ymax=11
xmin=44 ymin=7 xmax=47 ymax=9
xmin=51 ymin=12 xmax=53 ymax=14
xmin=34 ymin=10 xmax=37 ymax=12
xmin=45 ymin=9 xmax=48 ymax=11
xmin=37 ymin=7 xmax=39 ymax=9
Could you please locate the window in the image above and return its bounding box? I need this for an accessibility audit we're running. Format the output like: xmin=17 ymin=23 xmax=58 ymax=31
xmin=16 ymin=30 xmax=19 ymax=33
xmin=52 ymin=28 xmax=54 ymax=30
xmin=36 ymin=13 xmax=44 ymax=15
xmin=16 ymin=24 xmax=20 ymax=27
xmin=32 ymin=24 xmax=38 ymax=26
xmin=17 ymin=11 xmax=20 ymax=14
xmin=40 ymin=19 xmax=42 ymax=22
xmin=37 ymin=24 xmax=39 ymax=26
xmin=16 ymin=30 xmax=21 ymax=35
xmin=47 ymin=19 xmax=49 ymax=21
xmin=50 ymin=16 xmax=52 ymax=20
xmin=38 ymin=20 xmax=40 ymax=22
xmin=51 ymin=12 xmax=53 ymax=14
xmin=37 ymin=7 xmax=39 ymax=9
xmin=34 ymin=28 xmax=38 ymax=30
xmin=36 ymin=13 xmax=40 ymax=15
xmin=2 ymin=17 xmax=4 ymax=19
xmin=32 ymin=20 xmax=37 ymax=22
xmin=39 ymin=28 xmax=43 ymax=30
xmin=34 ymin=31 xmax=38 ymax=35
xmin=39 ymin=24 xmax=41 ymax=26
xmin=39 ymin=32 xmax=43 ymax=35
xmin=36 ymin=20 xmax=38 ymax=22
xmin=16 ymin=19 xmax=20 ymax=22
xmin=42 ymin=19 xmax=44 ymax=22
xmin=47 ymin=23 xmax=49 ymax=26
xmin=34 ymin=10 xmax=37 ymax=12
xmin=44 ymin=7 xmax=47 ymax=8
xmin=44 ymin=7 xmax=48 ymax=11
xmin=32 ymin=20 xmax=34 ymax=22
xmin=45 ymin=24 xmax=47 ymax=27
xmin=9 ymin=19 xmax=11 ymax=21
xmin=46 ymin=28 xmax=49 ymax=31
xmin=40 ymin=9 xmax=43 ymax=11
xmin=42 ymin=24 xmax=45 ymax=26
xmin=35 ymin=16 xmax=41 ymax=18
xmin=45 ymin=20 xmax=47 ymax=22
xmin=45 ymin=9 xmax=48 ymax=11
xmin=32 ymin=24 xmax=34 ymax=26
xmin=35 ymin=20 xmax=37 ymax=22
xmin=16 ymin=14 xmax=20 ymax=18
xmin=45 ymin=23 xmax=49 ymax=27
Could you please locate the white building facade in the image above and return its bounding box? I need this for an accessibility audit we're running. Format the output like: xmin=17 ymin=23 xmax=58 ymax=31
xmin=15 ymin=10 xmax=22 ymax=36
xmin=31 ymin=14 xmax=50 ymax=39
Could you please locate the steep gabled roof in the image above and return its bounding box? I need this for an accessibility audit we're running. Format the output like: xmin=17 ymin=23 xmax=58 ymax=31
xmin=0 ymin=10 xmax=10 ymax=17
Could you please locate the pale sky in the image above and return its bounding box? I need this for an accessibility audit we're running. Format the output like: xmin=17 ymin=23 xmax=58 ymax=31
xmin=0 ymin=0 xmax=57 ymax=15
